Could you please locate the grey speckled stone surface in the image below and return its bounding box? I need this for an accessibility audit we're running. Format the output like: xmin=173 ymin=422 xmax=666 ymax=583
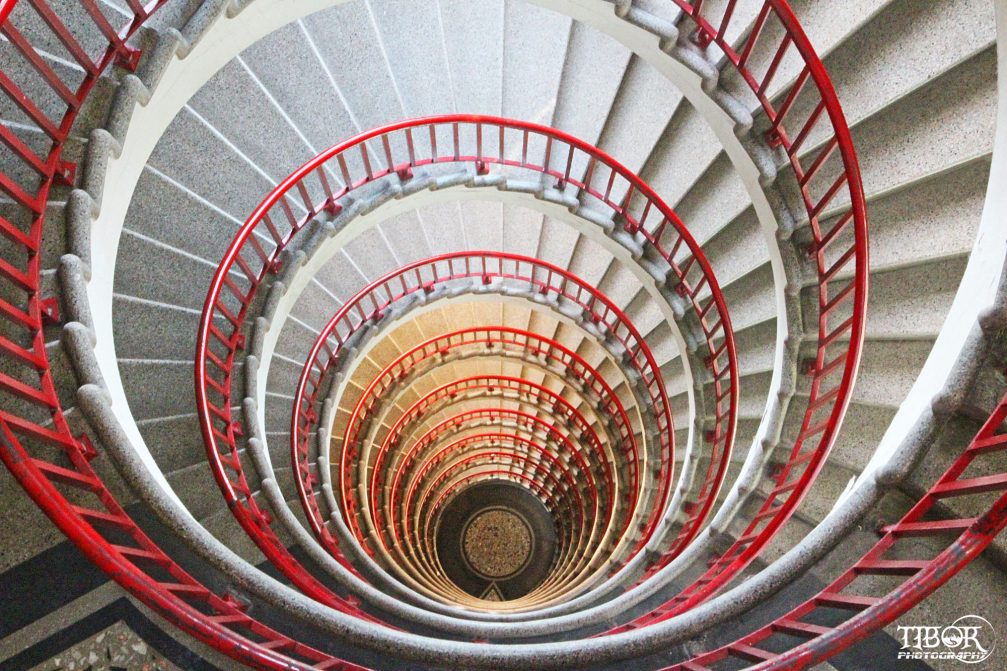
xmin=188 ymin=58 xmax=315 ymax=183
xmin=367 ymin=0 xmax=455 ymax=118
xmin=439 ymin=0 xmax=504 ymax=115
xmin=112 ymin=296 xmax=202 ymax=362
xmin=501 ymin=1 xmax=570 ymax=124
xmin=596 ymin=56 xmax=683 ymax=174
xmin=550 ymin=21 xmax=630 ymax=142
xmin=239 ymin=20 xmax=361 ymax=153
xmin=113 ymin=230 xmax=217 ymax=311
xmin=29 ymin=621 xmax=182 ymax=671
xmin=0 ymin=466 xmax=68 ymax=572
xmin=146 ymin=106 xmax=276 ymax=220
xmin=1 ymin=0 xmax=1001 ymax=665
xmin=301 ymin=2 xmax=405 ymax=131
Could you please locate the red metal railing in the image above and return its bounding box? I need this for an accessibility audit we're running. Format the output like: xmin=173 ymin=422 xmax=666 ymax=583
xmin=295 ymin=252 xmax=669 ymax=562
xmin=299 ymin=326 xmax=641 ymax=576
xmin=404 ymin=442 xmax=582 ymax=599
xmin=391 ymin=407 xmax=598 ymax=591
xmin=344 ymin=332 xmax=638 ymax=526
xmin=330 ymin=326 xmax=641 ymax=560
xmin=601 ymin=0 xmax=869 ymax=626
xmin=198 ymin=246 xmax=675 ymax=608
xmin=663 ymin=384 xmax=1007 ymax=670
xmin=395 ymin=433 xmax=581 ymax=596
xmin=195 ymin=117 xmax=740 ymax=593
xmin=297 ymin=324 xmax=645 ymax=598
xmin=0 ymin=1 xmax=909 ymax=668
xmin=0 ymin=2 xmax=367 ymax=668
xmin=360 ymin=379 xmax=605 ymax=599
xmin=374 ymin=376 xmax=611 ymax=549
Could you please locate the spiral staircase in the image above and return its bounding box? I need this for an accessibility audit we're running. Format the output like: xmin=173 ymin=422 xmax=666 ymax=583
xmin=0 ymin=0 xmax=1005 ymax=669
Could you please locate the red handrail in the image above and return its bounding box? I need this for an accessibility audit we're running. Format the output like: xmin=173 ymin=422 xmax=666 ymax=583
xmin=374 ymin=376 xmax=610 ymax=547
xmin=305 ymin=253 xmax=658 ymax=557
xmin=392 ymin=407 xmax=598 ymax=591
xmin=392 ymin=433 xmax=582 ymax=597
xmin=300 ymin=326 xmax=645 ymax=601
xmin=0 ymin=1 xmax=890 ymax=668
xmin=663 ymin=385 xmax=1007 ymax=670
xmin=406 ymin=445 xmax=583 ymax=598
xmin=369 ymin=379 xmax=607 ymax=598
xmin=603 ymin=0 xmax=870 ymax=627
xmin=330 ymin=327 xmax=640 ymax=546
xmin=298 ymin=326 xmax=642 ymax=581
xmin=195 ymin=117 xmax=740 ymax=597
xmin=0 ymin=2 xmax=368 ymax=668
xmin=197 ymin=245 xmax=678 ymax=609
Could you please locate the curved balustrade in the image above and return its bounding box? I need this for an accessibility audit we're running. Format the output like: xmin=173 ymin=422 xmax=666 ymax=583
xmin=301 ymin=324 xmax=647 ymax=606
xmin=607 ymin=0 xmax=869 ymax=614
xmin=395 ymin=408 xmax=600 ymax=591
xmin=0 ymin=1 xmax=371 ymax=668
xmin=373 ymin=376 xmax=613 ymax=552
xmin=195 ymin=117 xmax=740 ymax=593
xmin=305 ymin=326 xmax=642 ymax=582
xmin=298 ymin=252 xmax=668 ymax=561
xmin=335 ymin=328 xmax=641 ymax=559
xmin=362 ymin=379 xmax=611 ymax=600
xmin=662 ymin=383 xmax=1007 ymax=670
xmin=198 ymin=245 xmax=678 ymax=614
xmin=395 ymin=434 xmax=582 ymax=602
xmin=5 ymin=0 xmax=968 ymax=669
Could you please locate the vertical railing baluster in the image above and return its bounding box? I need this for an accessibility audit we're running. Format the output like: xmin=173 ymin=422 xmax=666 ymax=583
xmin=405 ymin=127 xmax=416 ymax=166
xmin=718 ymin=0 xmax=738 ymax=37
xmin=296 ymin=181 xmax=314 ymax=215
xmin=758 ymin=34 xmax=793 ymax=96
xmin=562 ymin=144 xmax=575 ymax=188
xmin=381 ymin=134 xmax=395 ymax=173
xmin=359 ymin=144 xmax=373 ymax=180
xmin=337 ymin=154 xmax=352 ymax=186
xmin=26 ymin=0 xmax=99 ymax=75
xmin=316 ymin=165 xmax=334 ymax=205
xmin=738 ymin=2 xmax=772 ymax=68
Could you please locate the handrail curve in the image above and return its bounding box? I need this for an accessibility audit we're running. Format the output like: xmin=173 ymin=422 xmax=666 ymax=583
xmin=195 ymin=117 xmax=740 ymax=608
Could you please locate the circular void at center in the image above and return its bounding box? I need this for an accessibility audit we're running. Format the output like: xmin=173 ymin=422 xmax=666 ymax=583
xmin=435 ymin=481 xmax=557 ymax=602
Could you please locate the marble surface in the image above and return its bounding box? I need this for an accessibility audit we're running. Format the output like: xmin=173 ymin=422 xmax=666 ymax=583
xmin=30 ymin=621 xmax=181 ymax=671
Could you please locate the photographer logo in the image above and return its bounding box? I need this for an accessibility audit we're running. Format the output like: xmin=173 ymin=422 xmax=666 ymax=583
xmin=897 ymin=615 xmax=995 ymax=664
